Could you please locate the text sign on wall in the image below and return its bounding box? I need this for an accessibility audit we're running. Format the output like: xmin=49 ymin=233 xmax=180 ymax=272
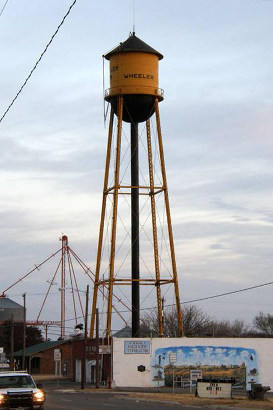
xmin=124 ymin=340 xmax=150 ymax=354
xmin=99 ymin=345 xmax=111 ymax=354
xmin=169 ymin=353 xmax=177 ymax=363
xmin=190 ymin=369 xmax=202 ymax=381
xmin=197 ymin=381 xmax=232 ymax=399
xmin=54 ymin=348 xmax=61 ymax=361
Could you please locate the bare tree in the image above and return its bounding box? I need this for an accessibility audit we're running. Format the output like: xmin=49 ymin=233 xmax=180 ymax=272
xmin=181 ymin=305 xmax=211 ymax=337
xmin=140 ymin=309 xmax=159 ymax=337
xmin=211 ymin=319 xmax=250 ymax=337
xmin=140 ymin=305 xmax=252 ymax=338
xmin=140 ymin=304 xmax=211 ymax=337
xmin=253 ymin=312 xmax=273 ymax=336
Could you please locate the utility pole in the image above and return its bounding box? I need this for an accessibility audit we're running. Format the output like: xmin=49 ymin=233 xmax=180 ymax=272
xmin=10 ymin=314 xmax=14 ymax=371
xmin=96 ymin=308 xmax=100 ymax=389
xmin=22 ymin=293 xmax=26 ymax=370
xmin=161 ymin=296 xmax=165 ymax=334
xmin=81 ymin=284 xmax=89 ymax=390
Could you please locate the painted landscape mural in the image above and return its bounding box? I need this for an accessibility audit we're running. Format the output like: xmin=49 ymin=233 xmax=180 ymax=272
xmin=151 ymin=346 xmax=259 ymax=388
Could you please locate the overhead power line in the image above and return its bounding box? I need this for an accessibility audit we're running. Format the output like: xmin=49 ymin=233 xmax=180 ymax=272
xmin=5 ymin=278 xmax=273 ymax=334
xmin=62 ymin=278 xmax=273 ymax=321
xmin=0 ymin=0 xmax=9 ymax=17
xmin=115 ymin=278 xmax=273 ymax=313
xmin=8 ymin=278 xmax=273 ymax=312
xmin=6 ymin=277 xmax=273 ymax=326
xmin=179 ymin=280 xmax=273 ymax=306
xmin=0 ymin=0 xmax=78 ymax=124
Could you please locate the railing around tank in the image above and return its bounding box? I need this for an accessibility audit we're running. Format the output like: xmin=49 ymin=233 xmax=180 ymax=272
xmin=104 ymin=87 xmax=164 ymax=98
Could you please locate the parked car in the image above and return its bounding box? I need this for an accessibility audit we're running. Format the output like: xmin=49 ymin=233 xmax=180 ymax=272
xmin=0 ymin=371 xmax=45 ymax=409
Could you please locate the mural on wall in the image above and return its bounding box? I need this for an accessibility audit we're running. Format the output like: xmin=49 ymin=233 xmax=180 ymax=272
xmin=151 ymin=346 xmax=259 ymax=387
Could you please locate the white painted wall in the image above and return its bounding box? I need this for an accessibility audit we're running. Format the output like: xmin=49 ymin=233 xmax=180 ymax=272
xmin=112 ymin=338 xmax=273 ymax=388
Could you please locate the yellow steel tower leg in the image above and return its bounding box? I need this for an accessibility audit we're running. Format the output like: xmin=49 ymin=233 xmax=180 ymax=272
xmin=155 ymin=99 xmax=184 ymax=337
xmin=146 ymin=119 xmax=163 ymax=336
xmin=106 ymin=96 xmax=123 ymax=337
xmin=90 ymin=108 xmax=114 ymax=338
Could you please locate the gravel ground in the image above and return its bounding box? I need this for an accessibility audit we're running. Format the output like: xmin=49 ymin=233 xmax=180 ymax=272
xmin=126 ymin=392 xmax=273 ymax=409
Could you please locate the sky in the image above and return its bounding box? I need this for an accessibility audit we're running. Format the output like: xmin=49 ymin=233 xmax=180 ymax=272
xmin=1 ymin=0 xmax=273 ymax=338
xmin=153 ymin=346 xmax=257 ymax=368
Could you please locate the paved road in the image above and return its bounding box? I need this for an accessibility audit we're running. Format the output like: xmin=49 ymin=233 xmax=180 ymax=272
xmin=42 ymin=382 xmax=255 ymax=410
xmin=45 ymin=390 xmax=178 ymax=409
xmin=44 ymin=389 xmax=205 ymax=410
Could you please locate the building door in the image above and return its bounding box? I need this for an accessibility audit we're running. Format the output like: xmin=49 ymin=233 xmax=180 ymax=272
xmin=86 ymin=360 xmax=92 ymax=383
xmin=30 ymin=357 xmax=41 ymax=374
xmin=75 ymin=359 xmax=92 ymax=383
xmin=75 ymin=359 xmax=81 ymax=382
xmin=88 ymin=360 xmax=96 ymax=384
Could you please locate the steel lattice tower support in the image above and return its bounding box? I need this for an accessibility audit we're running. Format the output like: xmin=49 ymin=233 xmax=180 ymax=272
xmin=90 ymin=33 xmax=183 ymax=338
xmin=60 ymin=235 xmax=68 ymax=339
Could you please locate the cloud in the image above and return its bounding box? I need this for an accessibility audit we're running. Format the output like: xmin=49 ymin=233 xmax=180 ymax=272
xmin=209 ymin=243 xmax=226 ymax=250
xmin=1 ymin=0 xmax=273 ymax=334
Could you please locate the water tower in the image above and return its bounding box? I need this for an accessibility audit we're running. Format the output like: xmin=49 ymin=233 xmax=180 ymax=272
xmin=0 ymin=297 xmax=24 ymax=323
xmin=90 ymin=32 xmax=183 ymax=338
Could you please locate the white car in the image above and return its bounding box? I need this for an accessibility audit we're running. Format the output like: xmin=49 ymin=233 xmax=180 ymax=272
xmin=0 ymin=372 xmax=45 ymax=409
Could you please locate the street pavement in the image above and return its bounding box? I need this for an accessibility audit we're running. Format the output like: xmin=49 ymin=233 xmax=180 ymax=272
xmin=44 ymin=388 xmax=208 ymax=409
xmin=45 ymin=390 xmax=179 ymax=409
xmin=41 ymin=380 xmax=272 ymax=409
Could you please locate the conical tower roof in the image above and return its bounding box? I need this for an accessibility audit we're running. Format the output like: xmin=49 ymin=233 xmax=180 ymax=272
xmin=0 ymin=297 xmax=23 ymax=309
xmin=104 ymin=32 xmax=163 ymax=60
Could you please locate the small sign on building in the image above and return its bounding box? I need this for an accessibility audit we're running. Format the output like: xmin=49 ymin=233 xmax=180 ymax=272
xmin=197 ymin=380 xmax=232 ymax=399
xmin=54 ymin=348 xmax=61 ymax=362
xmin=99 ymin=345 xmax=111 ymax=354
xmin=124 ymin=340 xmax=150 ymax=354
xmin=138 ymin=365 xmax=146 ymax=372
xmin=169 ymin=353 xmax=177 ymax=363
xmin=190 ymin=369 xmax=202 ymax=382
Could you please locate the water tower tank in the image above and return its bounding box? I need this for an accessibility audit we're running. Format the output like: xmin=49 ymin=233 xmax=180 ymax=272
xmin=0 ymin=297 xmax=24 ymax=322
xmin=104 ymin=32 xmax=164 ymax=123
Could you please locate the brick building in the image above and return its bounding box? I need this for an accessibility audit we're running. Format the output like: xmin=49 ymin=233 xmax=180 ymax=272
xmin=71 ymin=338 xmax=111 ymax=384
xmin=14 ymin=338 xmax=111 ymax=384
xmin=14 ymin=340 xmax=72 ymax=376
